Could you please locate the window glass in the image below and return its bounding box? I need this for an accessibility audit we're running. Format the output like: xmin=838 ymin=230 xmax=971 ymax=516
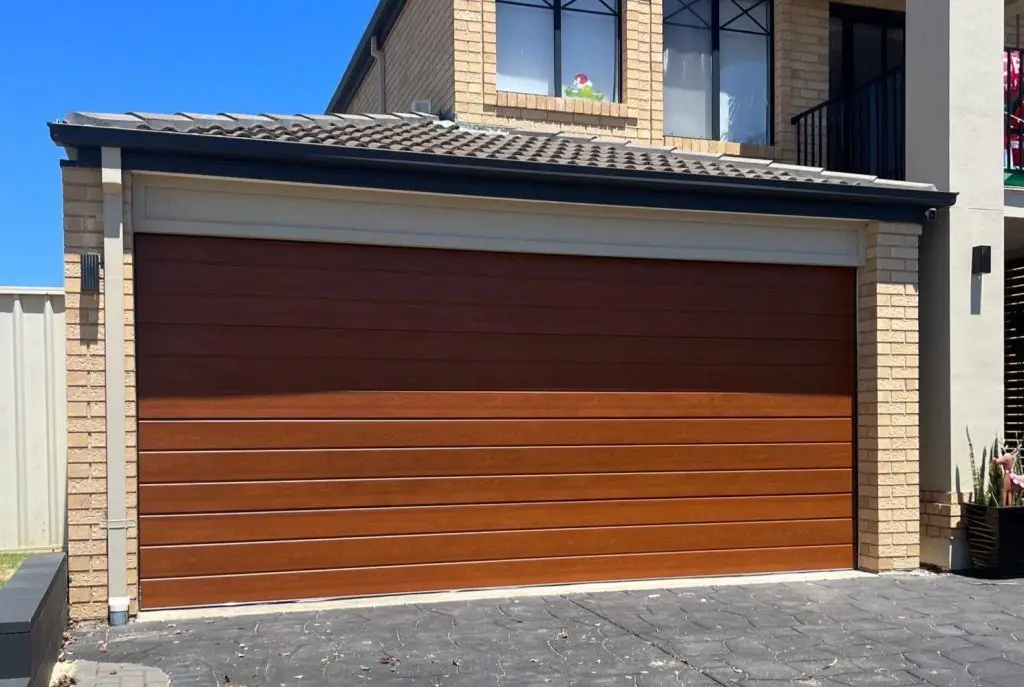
xmin=496 ymin=2 xmax=556 ymax=95
xmin=829 ymin=16 xmax=844 ymax=99
xmin=663 ymin=23 xmax=713 ymax=138
xmin=719 ymin=30 xmax=769 ymax=144
xmin=562 ymin=10 xmax=619 ymax=101
xmin=887 ymin=27 xmax=904 ymax=67
xmin=664 ymin=0 xmax=712 ymax=26
xmin=664 ymin=0 xmax=772 ymax=143
xmin=564 ymin=0 xmax=617 ymax=12
xmin=720 ymin=0 xmax=769 ymax=32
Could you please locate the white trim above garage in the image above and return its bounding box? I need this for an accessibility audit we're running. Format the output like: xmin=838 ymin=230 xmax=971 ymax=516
xmin=132 ymin=174 xmax=867 ymax=268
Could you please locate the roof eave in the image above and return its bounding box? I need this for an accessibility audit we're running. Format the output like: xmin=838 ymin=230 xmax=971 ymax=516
xmin=326 ymin=0 xmax=408 ymax=114
xmin=48 ymin=122 xmax=958 ymax=221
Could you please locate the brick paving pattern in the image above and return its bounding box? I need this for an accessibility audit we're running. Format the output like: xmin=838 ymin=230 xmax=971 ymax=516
xmin=66 ymin=574 xmax=1024 ymax=686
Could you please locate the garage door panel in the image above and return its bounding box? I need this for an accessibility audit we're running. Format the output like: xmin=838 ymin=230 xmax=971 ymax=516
xmin=139 ymin=495 xmax=856 ymax=545
xmin=136 ymin=234 xmax=856 ymax=609
xmin=141 ymin=520 xmax=854 ymax=578
xmin=140 ymin=545 xmax=856 ymax=610
xmin=137 ymin=261 xmax=856 ymax=317
xmin=139 ymin=418 xmax=853 ymax=451
xmin=140 ymin=444 xmax=853 ymax=482
xmin=140 ymin=390 xmax=853 ymax=421
xmin=139 ymin=234 xmax=855 ymax=292
xmin=138 ymin=359 xmax=852 ymax=397
xmin=139 ymin=326 xmax=854 ymax=367
xmin=139 ymin=470 xmax=853 ymax=514
xmin=137 ymin=294 xmax=854 ymax=340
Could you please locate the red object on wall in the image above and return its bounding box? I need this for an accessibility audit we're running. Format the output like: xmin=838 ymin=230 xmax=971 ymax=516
xmin=1005 ymin=50 xmax=1022 ymax=167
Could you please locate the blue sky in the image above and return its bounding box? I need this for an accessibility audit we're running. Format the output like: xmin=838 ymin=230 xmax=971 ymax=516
xmin=0 ymin=0 xmax=377 ymax=286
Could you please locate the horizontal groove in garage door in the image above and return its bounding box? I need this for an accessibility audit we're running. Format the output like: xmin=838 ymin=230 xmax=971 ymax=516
xmin=137 ymin=418 xmax=853 ymax=451
xmin=137 ymin=359 xmax=853 ymax=396
xmin=135 ymin=262 xmax=856 ymax=315
xmin=139 ymin=470 xmax=853 ymax=514
xmin=139 ymin=545 xmax=856 ymax=609
xmin=139 ymin=391 xmax=853 ymax=421
xmin=137 ymin=235 xmax=855 ymax=290
xmin=140 ymin=520 xmax=855 ymax=578
xmin=138 ymin=495 xmax=856 ymax=545
xmin=138 ymin=444 xmax=853 ymax=483
xmin=136 ymin=294 xmax=855 ymax=340
xmin=138 ymin=326 xmax=854 ymax=365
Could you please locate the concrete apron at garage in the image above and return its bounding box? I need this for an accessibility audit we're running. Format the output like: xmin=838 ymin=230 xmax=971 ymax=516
xmin=65 ymin=572 xmax=1024 ymax=687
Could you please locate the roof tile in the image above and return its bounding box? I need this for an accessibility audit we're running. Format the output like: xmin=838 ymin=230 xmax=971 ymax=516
xmin=59 ymin=111 xmax=936 ymax=191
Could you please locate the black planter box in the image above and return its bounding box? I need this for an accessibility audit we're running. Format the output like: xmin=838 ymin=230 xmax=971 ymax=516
xmin=0 ymin=553 xmax=67 ymax=687
xmin=964 ymin=503 xmax=1024 ymax=575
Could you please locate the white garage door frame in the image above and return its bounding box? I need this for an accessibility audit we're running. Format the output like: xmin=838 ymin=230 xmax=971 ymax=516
xmin=131 ymin=173 xmax=868 ymax=268
xmin=122 ymin=170 xmax=872 ymax=615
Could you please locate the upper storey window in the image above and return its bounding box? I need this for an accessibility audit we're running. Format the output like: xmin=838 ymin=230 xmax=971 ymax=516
xmin=663 ymin=0 xmax=772 ymax=144
xmin=496 ymin=0 xmax=621 ymax=103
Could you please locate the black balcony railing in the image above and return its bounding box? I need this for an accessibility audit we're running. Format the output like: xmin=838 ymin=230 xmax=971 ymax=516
xmin=791 ymin=67 xmax=905 ymax=180
xmin=1007 ymin=48 xmax=1024 ymax=172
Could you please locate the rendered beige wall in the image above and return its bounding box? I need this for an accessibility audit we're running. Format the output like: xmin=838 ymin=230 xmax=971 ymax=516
xmin=908 ymin=0 xmax=1004 ymax=570
xmin=62 ymin=166 xmax=137 ymax=620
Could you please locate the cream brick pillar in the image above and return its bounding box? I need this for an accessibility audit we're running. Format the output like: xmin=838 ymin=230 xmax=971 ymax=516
xmin=63 ymin=166 xmax=109 ymax=620
xmin=906 ymin=0 xmax=1005 ymax=570
xmin=858 ymin=221 xmax=922 ymax=572
xmin=62 ymin=164 xmax=136 ymax=621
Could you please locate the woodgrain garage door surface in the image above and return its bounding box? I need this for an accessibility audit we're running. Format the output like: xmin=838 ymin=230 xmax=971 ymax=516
xmin=136 ymin=234 xmax=856 ymax=610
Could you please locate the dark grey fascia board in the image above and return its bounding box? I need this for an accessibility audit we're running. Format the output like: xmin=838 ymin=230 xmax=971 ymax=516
xmin=49 ymin=122 xmax=958 ymax=224
xmin=326 ymin=0 xmax=408 ymax=113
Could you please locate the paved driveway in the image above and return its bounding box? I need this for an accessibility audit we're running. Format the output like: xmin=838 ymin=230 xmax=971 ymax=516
xmin=67 ymin=573 xmax=1024 ymax=686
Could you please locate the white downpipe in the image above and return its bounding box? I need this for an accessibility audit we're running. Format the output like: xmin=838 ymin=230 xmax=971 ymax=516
xmin=101 ymin=147 xmax=129 ymax=626
xmin=370 ymin=35 xmax=386 ymax=112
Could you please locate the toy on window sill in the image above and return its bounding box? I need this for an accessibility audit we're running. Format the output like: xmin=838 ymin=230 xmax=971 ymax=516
xmin=564 ymin=73 xmax=606 ymax=102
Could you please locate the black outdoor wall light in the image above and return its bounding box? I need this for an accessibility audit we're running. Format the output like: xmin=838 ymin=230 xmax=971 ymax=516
xmin=972 ymin=245 xmax=992 ymax=276
xmin=81 ymin=252 xmax=101 ymax=293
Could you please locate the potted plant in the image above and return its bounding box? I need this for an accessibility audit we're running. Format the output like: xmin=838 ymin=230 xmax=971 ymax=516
xmin=964 ymin=430 xmax=1024 ymax=575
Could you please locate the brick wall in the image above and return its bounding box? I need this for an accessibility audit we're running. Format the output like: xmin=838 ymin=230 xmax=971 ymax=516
xmin=451 ymin=0 xmax=906 ymax=161
xmin=773 ymin=0 xmax=905 ymax=164
xmin=857 ymin=221 xmax=921 ymax=572
xmin=346 ymin=0 xmax=456 ymax=115
xmin=63 ymin=165 xmax=136 ymax=621
xmin=343 ymin=0 xmax=910 ymax=165
xmin=920 ymin=490 xmax=963 ymax=567
xmin=453 ymin=0 xmax=655 ymax=142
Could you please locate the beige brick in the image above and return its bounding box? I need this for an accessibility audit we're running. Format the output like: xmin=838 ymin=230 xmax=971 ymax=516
xmin=858 ymin=222 xmax=919 ymax=572
xmin=62 ymin=166 xmax=137 ymax=622
xmin=70 ymin=602 xmax=107 ymax=621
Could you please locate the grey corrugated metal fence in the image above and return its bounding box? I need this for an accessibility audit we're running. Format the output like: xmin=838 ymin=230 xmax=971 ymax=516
xmin=0 ymin=288 xmax=66 ymax=551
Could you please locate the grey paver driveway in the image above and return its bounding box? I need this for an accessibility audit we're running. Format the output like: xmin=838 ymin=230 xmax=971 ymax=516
xmin=66 ymin=573 xmax=1024 ymax=686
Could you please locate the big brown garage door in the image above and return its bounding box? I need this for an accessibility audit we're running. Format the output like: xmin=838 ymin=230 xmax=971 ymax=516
xmin=136 ymin=233 xmax=856 ymax=610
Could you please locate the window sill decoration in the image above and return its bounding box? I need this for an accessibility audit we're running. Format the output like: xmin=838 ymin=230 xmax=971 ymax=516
xmin=564 ymin=73 xmax=605 ymax=102
xmin=489 ymin=90 xmax=633 ymax=120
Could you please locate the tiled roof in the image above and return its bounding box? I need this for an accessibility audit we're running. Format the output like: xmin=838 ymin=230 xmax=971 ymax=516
xmin=61 ymin=111 xmax=936 ymax=191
